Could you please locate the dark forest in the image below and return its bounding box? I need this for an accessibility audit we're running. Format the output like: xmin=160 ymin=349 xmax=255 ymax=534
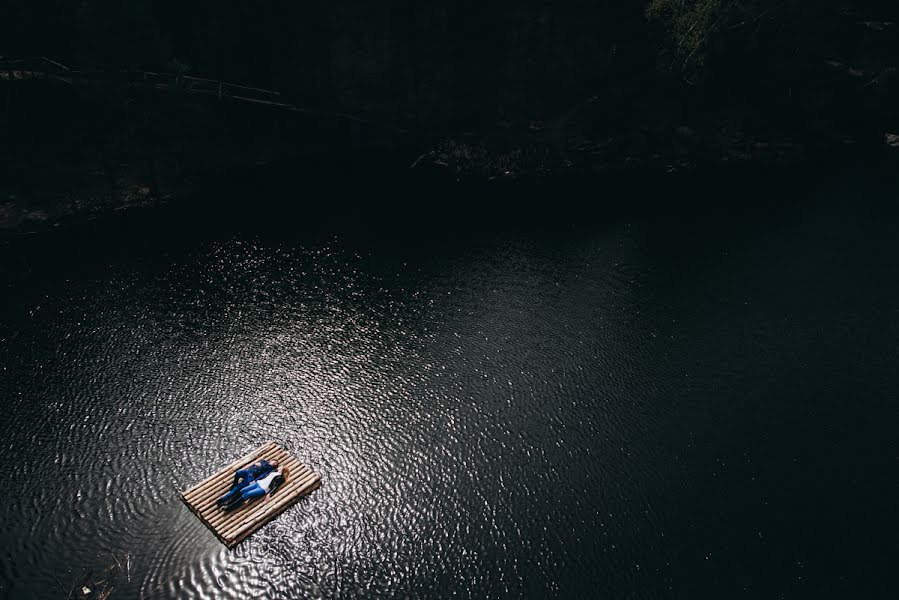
xmin=2 ymin=1 xmax=898 ymax=223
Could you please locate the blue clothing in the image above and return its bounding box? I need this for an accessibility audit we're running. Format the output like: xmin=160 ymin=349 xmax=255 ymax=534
xmin=221 ymin=479 xmax=276 ymax=511
xmin=218 ymin=480 xmax=267 ymax=506
xmin=220 ymin=471 xmax=286 ymax=511
xmin=216 ymin=459 xmax=274 ymax=506
xmin=237 ymin=482 xmax=267 ymax=501
xmin=230 ymin=460 xmax=274 ymax=489
xmin=217 ymin=481 xmax=252 ymax=506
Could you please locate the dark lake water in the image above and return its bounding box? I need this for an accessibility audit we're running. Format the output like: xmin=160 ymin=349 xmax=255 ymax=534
xmin=1 ymin=168 xmax=897 ymax=598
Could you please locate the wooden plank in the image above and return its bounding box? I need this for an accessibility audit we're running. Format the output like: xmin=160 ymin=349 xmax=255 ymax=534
xmin=183 ymin=445 xmax=303 ymax=546
xmin=183 ymin=441 xmax=274 ymax=496
xmin=224 ymin=472 xmax=321 ymax=541
xmin=190 ymin=446 xmax=291 ymax=505
xmin=182 ymin=441 xmax=277 ymax=499
xmin=187 ymin=442 xmax=276 ymax=497
xmin=204 ymin=458 xmax=307 ymax=528
xmin=191 ymin=449 xmax=295 ymax=514
xmin=197 ymin=453 xmax=300 ymax=517
xmin=187 ymin=446 xmax=291 ymax=511
xmin=231 ymin=480 xmax=322 ymax=546
xmin=180 ymin=442 xmax=319 ymax=548
xmin=207 ymin=462 xmax=309 ymax=531
xmin=218 ymin=469 xmax=316 ymax=535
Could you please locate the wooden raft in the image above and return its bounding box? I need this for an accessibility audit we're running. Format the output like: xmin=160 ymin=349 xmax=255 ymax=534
xmin=180 ymin=442 xmax=321 ymax=548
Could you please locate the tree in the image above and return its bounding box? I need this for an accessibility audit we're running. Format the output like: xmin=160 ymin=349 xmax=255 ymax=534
xmin=645 ymin=0 xmax=786 ymax=76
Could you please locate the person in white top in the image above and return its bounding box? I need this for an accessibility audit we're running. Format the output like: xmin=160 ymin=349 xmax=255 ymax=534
xmin=216 ymin=458 xmax=280 ymax=508
xmin=221 ymin=466 xmax=289 ymax=512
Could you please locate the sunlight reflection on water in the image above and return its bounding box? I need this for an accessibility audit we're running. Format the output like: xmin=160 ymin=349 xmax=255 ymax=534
xmin=2 ymin=191 xmax=898 ymax=597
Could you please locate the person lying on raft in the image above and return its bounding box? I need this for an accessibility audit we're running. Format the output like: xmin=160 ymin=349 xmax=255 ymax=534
xmin=218 ymin=466 xmax=289 ymax=512
xmin=214 ymin=458 xmax=279 ymax=508
xmin=232 ymin=458 xmax=279 ymax=490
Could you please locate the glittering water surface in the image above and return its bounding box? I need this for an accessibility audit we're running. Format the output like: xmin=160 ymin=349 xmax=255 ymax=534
xmin=1 ymin=174 xmax=898 ymax=598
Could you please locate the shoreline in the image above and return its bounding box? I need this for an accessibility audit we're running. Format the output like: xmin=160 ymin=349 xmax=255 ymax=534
xmin=2 ymin=154 xmax=896 ymax=242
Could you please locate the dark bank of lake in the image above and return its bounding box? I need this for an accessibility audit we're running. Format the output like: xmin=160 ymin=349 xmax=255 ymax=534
xmin=0 ymin=166 xmax=897 ymax=598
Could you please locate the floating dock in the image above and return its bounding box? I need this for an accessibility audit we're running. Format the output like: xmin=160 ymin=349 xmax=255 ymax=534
xmin=180 ymin=441 xmax=321 ymax=548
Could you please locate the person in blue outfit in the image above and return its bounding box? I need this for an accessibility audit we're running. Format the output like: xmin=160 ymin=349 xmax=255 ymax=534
xmin=215 ymin=458 xmax=279 ymax=508
xmin=221 ymin=466 xmax=289 ymax=512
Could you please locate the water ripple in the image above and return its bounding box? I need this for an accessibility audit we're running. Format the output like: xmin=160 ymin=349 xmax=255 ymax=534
xmin=2 ymin=201 xmax=897 ymax=599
